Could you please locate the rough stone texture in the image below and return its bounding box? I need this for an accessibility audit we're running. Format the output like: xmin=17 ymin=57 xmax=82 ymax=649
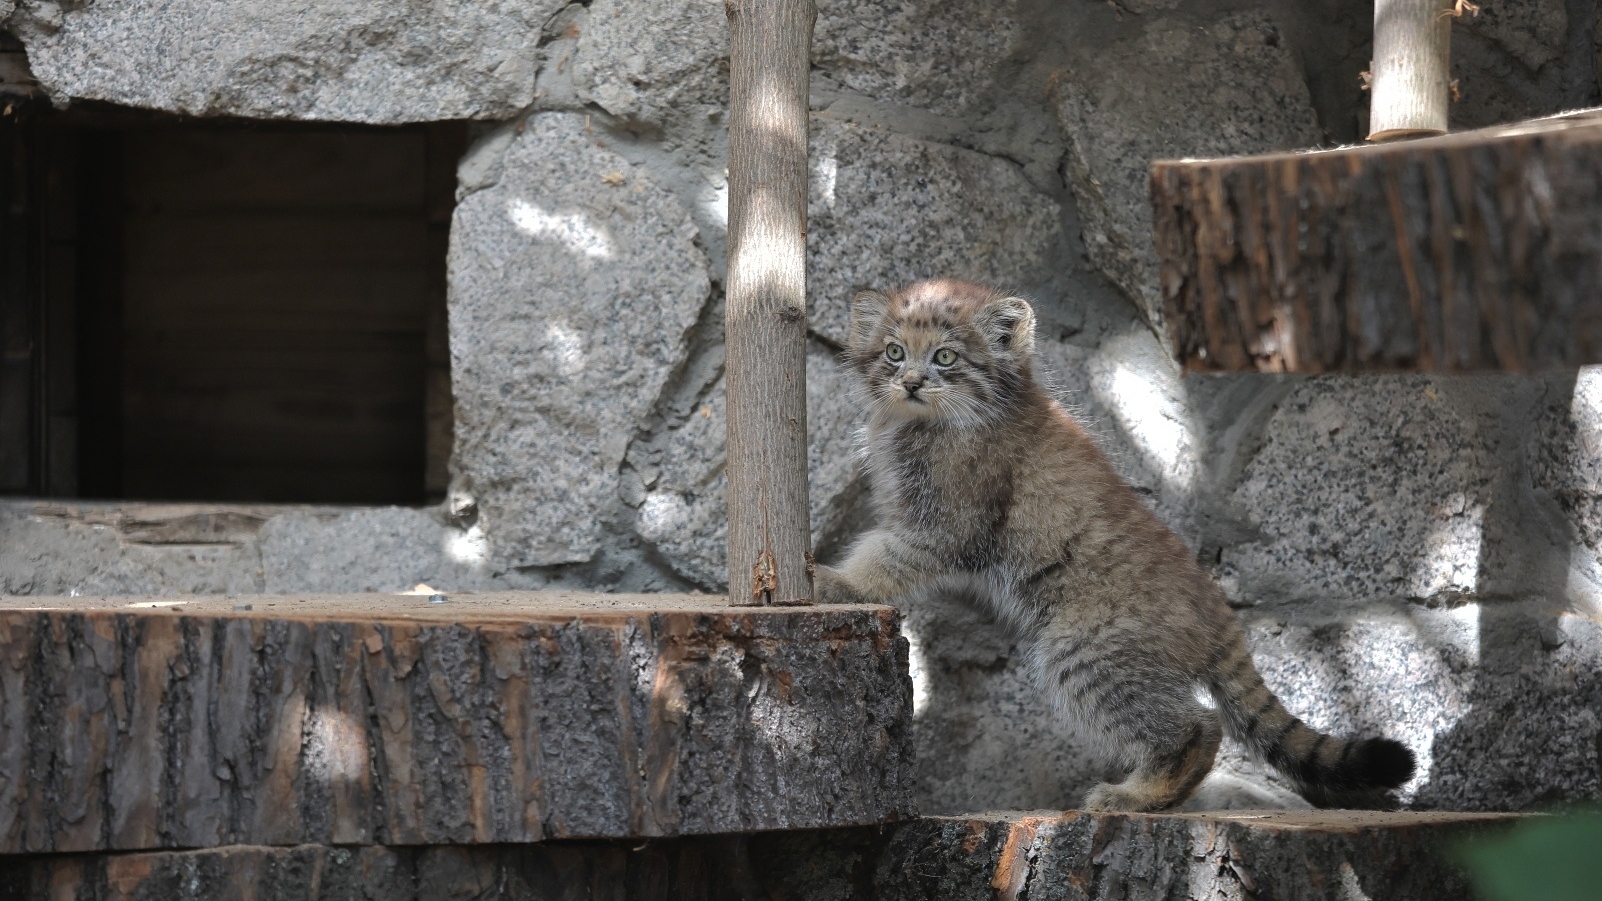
xmin=5 ymin=0 xmax=558 ymax=122
xmin=877 ymin=810 xmax=1517 ymax=900
xmin=0 ymin=830 xmax=882 ymax=901
xmin=0 ymin=501 xmax=537 ymax=597
xmin=569 ymin=0 xmax=1025 ymax=131
xmin=812 ymin=0 xmax=1022 ymax=117
xmin=573 ymin=0 xmax=727 ymax=131
xmin=636 ymin=344 xmax=863 ymax=590
xmin=808 ymin=118 xmax=1064 ymax=346
xmin=1530 ymin=369 xmax=1602 ymax=611
xmin=449 ymin=113 xmax=710 ymax=568
xmin=1053 ymin=11 xmax=1322 ymax=326
xmin=0 ymin=592 xmax=914 ymax=853
xmin=1243 ymin=603 xmax=1602 ymax=812
xmin=1458 ymin=0 xmax=1568 ymax=72
xmin=1221 ymin=377 xmax=1506 ymax=608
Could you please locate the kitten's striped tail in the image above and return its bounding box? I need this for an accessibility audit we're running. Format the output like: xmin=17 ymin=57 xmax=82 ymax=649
xmin=1204 ymin=636 xmax=1416 ymax=808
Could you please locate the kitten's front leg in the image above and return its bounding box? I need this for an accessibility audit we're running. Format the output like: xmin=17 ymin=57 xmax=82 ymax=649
xmin=816 ymin=529 xmax=936 ymax=604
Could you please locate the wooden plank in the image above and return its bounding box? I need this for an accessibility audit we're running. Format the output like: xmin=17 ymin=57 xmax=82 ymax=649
xmin=0 ymin=592 xmax=915 ymax=853
xmin=1151 ymin=109 xmax=1602 ymax=372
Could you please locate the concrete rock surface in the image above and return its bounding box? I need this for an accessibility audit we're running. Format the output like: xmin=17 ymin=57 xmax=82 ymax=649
xmin=1221 ymin=377 xmax=1512 ymax=608
xmin=636 ymin=344 xmax=863 ymax=591
xmin=808 ymin=118 xmax=1064 ymax=346
xmin=573 ymin=0 xmax=727 ymax=131
xmin=812 ymin=0 xmax=1022 ymax=116
xmin=6 ymin=0 xmax=558 ymax=121
xmin=1245 ymin=603 xmax=1602 ymax=812
xmin=449 ymin=113 xmax=710 ymax=569
xmin=1457 ymin=0 xmax=1567 ymax=72
xmin=1053 ymin=11 xmax=1321 ymax=325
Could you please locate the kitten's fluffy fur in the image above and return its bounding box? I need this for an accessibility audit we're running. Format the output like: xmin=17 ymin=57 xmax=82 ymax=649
xmin=816 ymin=279 xmax=1415 ymax=811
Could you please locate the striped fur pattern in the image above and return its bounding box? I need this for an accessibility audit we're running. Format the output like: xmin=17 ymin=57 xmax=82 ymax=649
xmin=816 ymin=279 xmax=1416 ymax=811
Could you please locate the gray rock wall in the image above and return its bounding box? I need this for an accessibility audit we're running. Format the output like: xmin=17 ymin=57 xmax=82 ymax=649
xmin=5 ymin=0 xmax=1602 ymax=813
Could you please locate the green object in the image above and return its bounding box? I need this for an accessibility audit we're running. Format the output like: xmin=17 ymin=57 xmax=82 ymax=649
xmin=1454 ymin=811 xmax=1602 ymax=901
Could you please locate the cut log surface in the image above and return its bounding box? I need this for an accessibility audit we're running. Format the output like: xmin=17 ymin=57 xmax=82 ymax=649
xmin=1152 ymin=109 xmax=1602 ymax=372
xmin=0 ymin=831 xmax=885 ymax=901
xmin=0 ymin=811 xmax=1518 ymax=901
xmin=877 ymin=810 xmax=1518 ymax=901
xmin=0 ymin=592 xmax=915 ymax=853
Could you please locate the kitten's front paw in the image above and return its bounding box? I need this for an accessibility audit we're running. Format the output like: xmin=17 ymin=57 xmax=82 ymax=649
xmin=813 ymin=565 xmax=863 ymax=604
xmin=1083 ymin=782 xmax=1168 ymax=813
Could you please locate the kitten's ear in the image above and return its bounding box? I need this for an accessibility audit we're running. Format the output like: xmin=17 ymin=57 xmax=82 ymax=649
xmin=976 ymin=295 xmax=1035 ymax=358
xmin=848 ymin=289 xmax=892 ymax=350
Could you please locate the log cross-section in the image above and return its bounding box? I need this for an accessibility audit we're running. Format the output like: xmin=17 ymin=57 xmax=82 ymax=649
xmin=1151 ymin=109 xmax=1602 ymax=373
xmin=0 ymin=592 xmax=915 ymax=854
xmin=723 ymin=0 xmax=817 ymax=605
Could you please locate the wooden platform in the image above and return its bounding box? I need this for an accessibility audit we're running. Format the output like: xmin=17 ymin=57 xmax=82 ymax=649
xmin=1151 ymin=109 xmax=1602 ymax=373
xmin=882 ymin=809 xmax=1518 ymax=900
xmin=0 ymin=592 xmax=915 ymax=853
xmin=0 ymin=810 xmax=1519 ymax=900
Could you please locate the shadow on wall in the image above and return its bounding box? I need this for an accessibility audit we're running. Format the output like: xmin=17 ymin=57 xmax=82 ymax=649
xmin=1414 ymin=371 xmax=1602 ymax=810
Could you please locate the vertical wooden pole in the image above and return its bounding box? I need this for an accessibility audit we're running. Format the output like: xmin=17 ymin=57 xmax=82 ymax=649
xmin=1368 ymin=0 xmax=1453 ymax=141
xmin=724 ymin=0 xmax=815 ymax=605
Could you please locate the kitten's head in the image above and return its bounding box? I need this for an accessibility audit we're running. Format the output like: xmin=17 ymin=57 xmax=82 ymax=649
xmin=844 ymin=278 xmax=1036 ymax=427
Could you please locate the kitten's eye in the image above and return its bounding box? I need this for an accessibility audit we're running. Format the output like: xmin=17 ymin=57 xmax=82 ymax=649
xmin=934 ymin=348 xmax=957 ymax=366
xmin=886 ymin=343 xmax=905 ymax=362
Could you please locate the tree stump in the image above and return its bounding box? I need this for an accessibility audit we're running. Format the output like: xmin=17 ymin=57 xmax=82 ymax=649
xmin=879 ymin=810 xmax=1520 ymax=900
xmin=0 ymin=592 xmax=914 ymax=853
xmin=1151 ymin=109 xmax=1602 ymax=373
xmin=0 ymin=810 xmax=1521 ymax=901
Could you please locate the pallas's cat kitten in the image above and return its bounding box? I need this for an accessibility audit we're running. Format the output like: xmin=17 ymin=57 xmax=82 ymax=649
xmin=816 ymin=278 xmax=1415 ymax=811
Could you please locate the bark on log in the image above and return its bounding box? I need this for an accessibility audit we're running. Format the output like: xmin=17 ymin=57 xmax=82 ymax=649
xmin=1151 ymin=109 xmax=1602 ymax=372
xmin=877 ymin=810 xmax=1519 ymax=901
xmin=0 ymin=811 xmax=1521 ymax=901
xmin=723 ymin=0 xmax=816 ymax=605
xmin=1368 ymin=0 xmax=1452 ymax=141
xmin=0 ymin=592 xmax=914 ymax=853
xmin=0 ymin=831 xmax=884 ymax=901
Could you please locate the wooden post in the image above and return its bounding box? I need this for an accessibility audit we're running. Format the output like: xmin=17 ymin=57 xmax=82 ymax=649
xmin=723 ymin=0 xmax=815 ymax=605
xmin=1368 ymin=0 xmax=1454 ymax=141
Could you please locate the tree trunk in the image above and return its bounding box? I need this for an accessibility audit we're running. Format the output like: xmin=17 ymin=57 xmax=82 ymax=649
xmin=1150 ymin=110 xmax=1602 ymax=373
xmin=1369 ymin=0 xmax=1453 ymax=141
xmin=0 ymin=593 xmax=914 ymax=853
xmin=723 ymin=0 xmax=816 ymax=606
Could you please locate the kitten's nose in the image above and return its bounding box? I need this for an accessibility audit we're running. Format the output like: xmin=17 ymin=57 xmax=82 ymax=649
xmin=901 ymin=371 xmax=925 ymax=395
